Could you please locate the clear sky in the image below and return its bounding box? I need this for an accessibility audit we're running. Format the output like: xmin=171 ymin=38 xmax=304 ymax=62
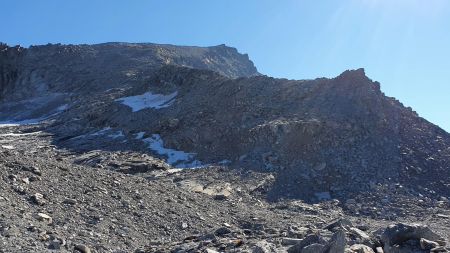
xmin=2 ymin=0 xmax=449 ymax=132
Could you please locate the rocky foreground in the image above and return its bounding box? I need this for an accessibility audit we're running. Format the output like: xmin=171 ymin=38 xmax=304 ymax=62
xmin=0 ymin=123 xmax=449 ymax=252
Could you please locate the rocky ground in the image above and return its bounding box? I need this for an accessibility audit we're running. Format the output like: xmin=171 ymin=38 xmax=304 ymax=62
xmin=1 ymin=42 xmax=450 ymax=252
xmin=1 ymin=122 xmax=449 ymax=253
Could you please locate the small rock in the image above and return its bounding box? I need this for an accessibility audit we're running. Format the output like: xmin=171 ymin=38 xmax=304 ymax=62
xmin=74 ymin=244 xmax=91 ymax=253
xmin=325 ymin=218 xmax=353 ymax=231
xmin=13 ymin=185 xmax=26 ymax=195
xmin=420 ymin=238 xmax=440 ymax=250
xmin=36 ymin=213 xmax=52 ymax=224
xmin=31 ymin=166 xmax=42 ymax=176
xmin=253 ymin=240 xmax=277 ymax=253
xmin=281 ymin=237 xmax=303 ymax=245
xmin=375 ymin=247 xmax=384 ymax=253
xmin=48 ymin=239 xmax=61 ymax=250
xmin=63 ymin=198 xmax=77 ymax=205
xmin=30 ymin=193 xmax=46 ymax=205
xmin=215 ymin=227 xmax=232 ymax=236
xmin=349 ymin=244 xmax=375 ymax=253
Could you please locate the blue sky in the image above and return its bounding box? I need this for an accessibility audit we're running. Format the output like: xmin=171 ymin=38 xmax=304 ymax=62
xmin=2 ymin=0 xmax=449 ymax=132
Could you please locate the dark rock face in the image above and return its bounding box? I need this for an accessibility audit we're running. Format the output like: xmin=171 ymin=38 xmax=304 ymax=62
xmin=0 ymin=43 xmax=24 ymax=100
xmin=0 ymin=42 xmax=258 ymax=101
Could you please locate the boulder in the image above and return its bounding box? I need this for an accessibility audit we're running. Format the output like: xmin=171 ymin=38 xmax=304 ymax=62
xmin=302 ymin=243 xmax=327 ymax=253
xmin=328 ymin=230 xmax=347 ymax=253
xmin=325 ymin=218 xmax=353 ymax=231
xmin=252 ymin=241 xmax=278 ymax=253
xmin=381 ymin=223 xmax=444 ymax=253
xmin=287 ymin=234 xmax=327 ymax=253
xmin=349 ymin=244 xmax=375 ymax=253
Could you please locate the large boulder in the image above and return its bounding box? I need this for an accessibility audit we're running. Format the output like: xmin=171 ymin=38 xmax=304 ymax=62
xmin=381 ymin=223 xmax=445 ymax=253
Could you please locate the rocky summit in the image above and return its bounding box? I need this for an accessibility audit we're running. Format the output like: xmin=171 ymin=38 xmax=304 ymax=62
xmin=0 ymin=42 xmax=449 ymax=253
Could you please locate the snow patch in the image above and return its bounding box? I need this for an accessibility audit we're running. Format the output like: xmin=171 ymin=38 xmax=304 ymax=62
xmin=74 ymin=127 xmax=125 ymax=140
xmin=0 ymin=103 xmax=69 ymax=127
xmin=0 ymin=118 xmax=41 ymax=127
xmin=139 ymin=133 xmax=202 ymax=168
xmin=1 ymin=145 xmax=14 ymax=149
xmin=116 ymin=91 xmax=178 ymax=112
xmin=55 ymin=104 xmax=69 ymax=112
xmin=90 ymin=127 xmax=112 ymax=136
xmin=218 ymin=159 xmax=232 ymax=166
xmin=0 ymin=131 xmax=42 ymax=137
xmin=108 ymin=130 xmax=125 ymax=139
xmin=135 ymin=132 xmax=146 ymax=140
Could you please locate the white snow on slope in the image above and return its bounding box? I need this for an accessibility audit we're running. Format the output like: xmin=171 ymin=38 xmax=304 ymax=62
xmin=0 ymin=131 xmax=42 ymax=137
xmin=0 ymin=104 xmax=69 ymax=128
xmin=116 ymin=91 xmax=178 ymax=112
xmin=108 ymin=130 xmax=125 ymax=139
xmin=136 ymin=133 xmax=202 ymax=168
xmin=0 ymin=119 xmax=41 ymax=128
xmin=74 ymin=127 xmax=124 ymax=140
xmin=90 ymin=127 xmax=112 ymax=136
xmin=135 ymin=132 xmax=146 ymax=140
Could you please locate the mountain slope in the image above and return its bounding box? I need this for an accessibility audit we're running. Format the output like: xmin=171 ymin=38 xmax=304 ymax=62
xmin=0 ymin=42 xmax=449 ymax=252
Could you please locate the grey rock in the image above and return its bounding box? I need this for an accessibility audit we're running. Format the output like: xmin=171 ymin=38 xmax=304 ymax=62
xmin=325 ymin=218 xmax=353 ymax=231
xmin=63 ymin=198 xmax=77 ymax=205
xmin=282 ymin=237 xmax=303 ymax=246
xmin=349 ymin=244 xmax=375 ymax=253
xmin=74 ymin=244 xmax=91 ymax=253
xmin=48 ymin=239 xmax=61 ymax=250
xmin=381 ymin=223 xmax=444 ymax=253
xmin=420 ymin=238 xmax=440 ymax=250
xmin=252 ymin=240 xmax=278 ymax=253
xmin=288 ymin=234 xmax=327 ymax=253
xmin=30 ymin=193 xmax=46 ymax=205
xmin=36 ymin=213 xmax=52 ymax=224
xmin=302 ymin=243 xmax=326 ymax=253
xmin=327 ymin=230 xmax=346 ymax=253
xmin=215 ymin=227 xmax=232 ymax=236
